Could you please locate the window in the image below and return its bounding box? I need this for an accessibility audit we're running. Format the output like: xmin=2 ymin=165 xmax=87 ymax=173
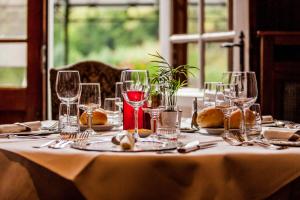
xmin=162 ymin=0 xmax=249 ymax=88
xmin=0 ymin=0 xmax=45 ymax=122
xmin=0 ymin=0 xmax=27 ymax=87
xmin=53 ymin=0 xmax=159 ymax=73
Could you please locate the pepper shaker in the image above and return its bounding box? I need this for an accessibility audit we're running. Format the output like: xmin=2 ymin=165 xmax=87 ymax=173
xmin=191 ymin=97 xmax=199 ymax=129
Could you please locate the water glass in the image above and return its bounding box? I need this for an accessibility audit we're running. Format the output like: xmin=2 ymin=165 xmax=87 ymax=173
xmin=203 ymin=82 xmax=221 ymax=107
xmin=157 ymin=106 xmax=182 ymax=141
xmin=245 ymin=103 xmax=262 ymax=134
xmin=104 ymin=97 xmax=121 ymax=126
xmin=58 ymin=102 xmax=79 ymax=134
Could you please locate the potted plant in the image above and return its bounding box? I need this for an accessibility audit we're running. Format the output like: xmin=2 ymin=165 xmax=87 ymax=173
xmin=149 ymin=52 xmax=197 ymax=131
xmin=149 ymin=52 xmax=197 ymax=110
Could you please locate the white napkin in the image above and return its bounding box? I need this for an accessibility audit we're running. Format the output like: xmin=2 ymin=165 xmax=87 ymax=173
xmin=262 ymin=127 xmax=299 ymax=140
xmin=0 ymin=121 xmax=41 ymax=133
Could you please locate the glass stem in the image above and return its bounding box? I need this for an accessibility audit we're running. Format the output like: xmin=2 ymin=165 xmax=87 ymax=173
xmin=66 ymin=102 xmax=70 ymax=127
xmin=240 ymin=107 xmax=248 ymax=141
xmin=87 ymin=111 xmax=93 ymax=130
xmin=134 ymin=107 xmax=139 ymax=139
xmin=224 ymin=115 xmax=230 ymax=135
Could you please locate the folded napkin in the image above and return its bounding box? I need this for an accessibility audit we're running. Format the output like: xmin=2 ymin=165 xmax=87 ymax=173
xmin=262 ymin=127 xmax=299 ymax=140
xmin=0 ymin=121 xmax=41 ymax=133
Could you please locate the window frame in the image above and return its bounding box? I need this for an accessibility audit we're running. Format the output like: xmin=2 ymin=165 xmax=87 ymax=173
xmin=160 ymin=0 xmax=249 ymax=88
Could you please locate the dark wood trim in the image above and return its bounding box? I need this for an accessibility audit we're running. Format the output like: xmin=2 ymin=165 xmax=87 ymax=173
xmin=257 ymin=31 xmax=300 ymax=36
xmin=172 ymin=0 xmax=188 ymax=83
xmin=26 ymin=0 xmax=45 ymax=120
xmin=0 ymin=39 xmax=27 ymax=43
xmin=0 ymin=89 xmax=26 ymax=111
xmin=227 ymin=0 xmax=233 ymax=31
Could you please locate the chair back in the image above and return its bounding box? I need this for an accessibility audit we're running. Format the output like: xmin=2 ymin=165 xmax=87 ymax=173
xmin=50 ymin=60 xmax=123 ymax=119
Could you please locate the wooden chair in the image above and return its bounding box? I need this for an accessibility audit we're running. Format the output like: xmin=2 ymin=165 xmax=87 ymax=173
xmin=50 ymin=60 xmax=124 ymax=120
xmin=258 ymin=31 xmax=300 ymax=122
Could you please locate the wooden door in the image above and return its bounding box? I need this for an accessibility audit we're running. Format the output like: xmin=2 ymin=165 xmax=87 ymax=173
xmin=0 ymin=0 xmax=47 ymax=123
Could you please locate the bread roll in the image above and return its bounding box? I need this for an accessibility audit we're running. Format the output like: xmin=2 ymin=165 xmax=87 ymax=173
xmin=197 ymin=107 xmax=224 ymax=128
xmin=229 ymin=109 xmax=256 ymax=129
xmin=80 ymin=108 xmax=108 ymax=125
xmin=229 ymin=109 xmax=242 ymax=129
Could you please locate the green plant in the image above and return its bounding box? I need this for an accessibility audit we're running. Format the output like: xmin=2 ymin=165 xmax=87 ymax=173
xmin=149 ymin=52 xmax=198 ymax=108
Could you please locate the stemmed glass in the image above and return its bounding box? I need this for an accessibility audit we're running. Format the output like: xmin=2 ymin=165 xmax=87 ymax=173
xmin=121 ymin=70 xmax=150 ymax=139
xmin=143 ymin=83 xmax=164 ymax=134
xmin=222 ymin=72 xmax=258 ymax=139
xmin=56 ymin=71 xmax=81 ymax=126
xmin=215 ymin=83 xmax=238 ymax=136
xmin=78 ymin=83 xmax=101 ymax=135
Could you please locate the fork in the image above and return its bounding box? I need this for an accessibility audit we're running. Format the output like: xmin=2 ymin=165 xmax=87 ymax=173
xmin=73 ymin=132 xmax=90 ymax=147
xmin=222 ymin=134 xmax=287 ymax=150
xmin=49 ymin=133 xmax=77 ymax=149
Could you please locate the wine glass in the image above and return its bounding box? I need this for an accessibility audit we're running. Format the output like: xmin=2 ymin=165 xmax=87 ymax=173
xmin=121 ymin=70 xmax=150 ymax=139
xmin=56 ymin=71 xmax=81 ymax=103
xmin=215 ymin=83 xmax=238 ymax=136
xmin=222 ymin=72 xmax=258 ymax=139
xmin=78 ymin=83 xmax=101 ymax=135
xmin=143 ymin=83 xmax=164 ymax=135
xmin=56 ymin=71 xmax=81 ymax=127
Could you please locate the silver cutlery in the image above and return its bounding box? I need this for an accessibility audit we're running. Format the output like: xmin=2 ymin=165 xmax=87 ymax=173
xmin=177 ymin=140 xmax=219 ymax=153
xmin=222 ymin=134 xmax=287 ymax=150
xmin=33 ymin=139 xmax=58 ymax=148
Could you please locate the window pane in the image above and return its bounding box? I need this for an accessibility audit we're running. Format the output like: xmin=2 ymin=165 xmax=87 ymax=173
xmin=188 ymin=0 xmax=198 ymax=34
xmin=0 ymin=0 xmax=27 ymax=39
xmin=54 ymin=4 xmax=159 ymax=73
xmin=187 ymin=43 xmax=199 ymax=87
xmin=0 ymin=43 xmax=27 ymax=87
xmin=204 ymin=0 xmax=228 ymax=33
xmin=205 ymin=42 xmax=228 ymax=82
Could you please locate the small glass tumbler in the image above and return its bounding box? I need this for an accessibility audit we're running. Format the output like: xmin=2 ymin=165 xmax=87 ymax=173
xmin=157 ymin=106 xmax=182 ymax=141
xmin=104 ymin=97 xmax=121 ymax=126
xmin=245 ymin=103 xmax=262 ymax=135
xmin=203 ymin=82 xmax=222 ymax=107
xmin=58 ymin=102 xmax=79 ymax=134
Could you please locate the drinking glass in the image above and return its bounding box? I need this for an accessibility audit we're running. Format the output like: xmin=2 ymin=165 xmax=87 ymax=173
xmin=115 ymin=82 xmax=123 ymax=109
xmin=104 ymin=97 xmax=121 ymax=126
xmin=215 ymin=83 xmax=238 ymax=136
xmin=56 ymin=71 xmax=81 ymax=103
xmin=121 ymin=70 xmax=150 ymax=139
xmin=56 ymin=70 xmax=81 ymax=127
xmin=143 ymin=84 xmax=164 ymax=134
xmin=203 ymin=82 xmax=222 ymax=107
xmin=245 ymin=103 xmax=262 ymax=135
xmin=58 ymin=102 xmax=79 ymax=134
xmin=222 ymin=72 xmax=258 ymax=139
xmin=78 ymin=83 xmax=101 ymax=135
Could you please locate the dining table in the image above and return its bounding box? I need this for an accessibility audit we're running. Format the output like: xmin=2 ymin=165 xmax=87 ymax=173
xmin=0 ymin=125 xmax=300 ymax=200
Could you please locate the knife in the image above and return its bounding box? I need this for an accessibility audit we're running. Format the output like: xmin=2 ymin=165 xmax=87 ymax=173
xmin=177 ymin=140 xmax=218 ymax=153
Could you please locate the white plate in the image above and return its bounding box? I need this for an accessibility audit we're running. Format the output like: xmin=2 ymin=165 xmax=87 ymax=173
xmin=80 ymin=124 xmax=114 ymax=131
xmin=71 ymin=140 xmax=177 ymax=152
xmin=268 ymin=139 xmax=300 ymax=147
xmin=199 ymin=128 xmax=224 ymax=135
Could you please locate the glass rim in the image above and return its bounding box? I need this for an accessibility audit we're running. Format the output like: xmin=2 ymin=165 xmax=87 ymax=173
xmin=122 ymin=69 xmax=149 ymax=72
xmin=104 ymin=97 xmax=120 ymax=100
xmin=57 ymin=70 xmax=80 ymax=73
xmin=80 ymin=83 xmax=100 ymax=86
xmin=223 ymin=71 xmax=256 ymax=74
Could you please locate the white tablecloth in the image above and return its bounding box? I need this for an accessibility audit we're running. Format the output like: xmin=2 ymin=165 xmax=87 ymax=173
xmin=0 ymin=132 xmax=300 ymax=200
